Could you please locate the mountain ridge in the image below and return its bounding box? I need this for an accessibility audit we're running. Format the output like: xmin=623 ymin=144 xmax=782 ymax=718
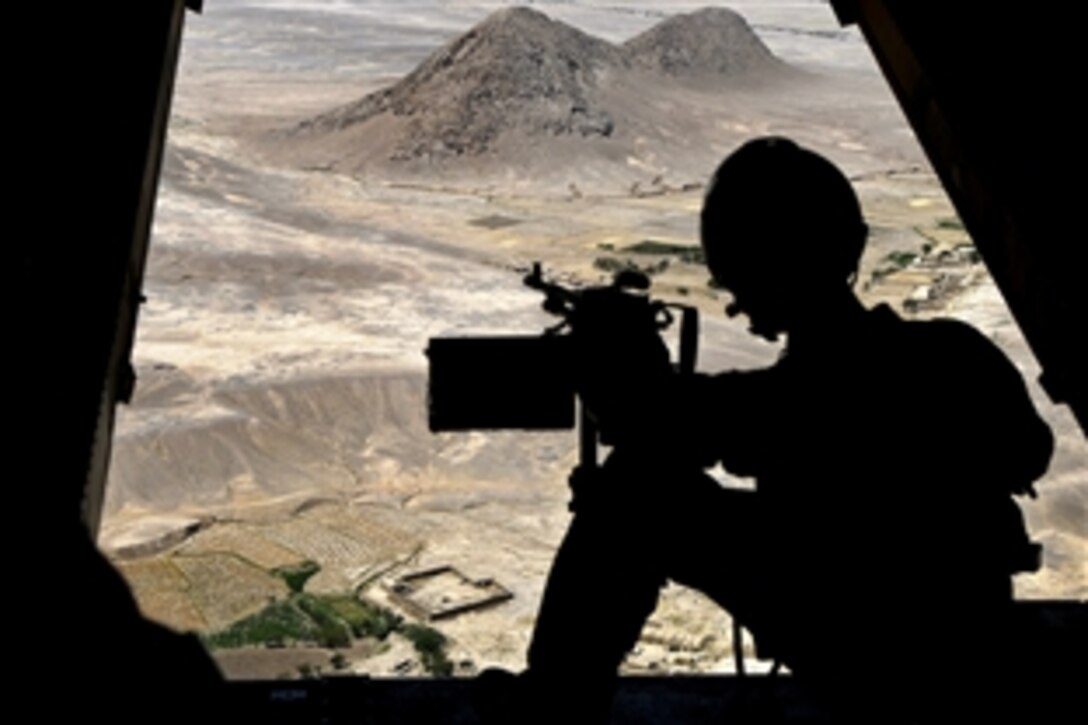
xmin=290 ymin=6 xmax=789 ymax=168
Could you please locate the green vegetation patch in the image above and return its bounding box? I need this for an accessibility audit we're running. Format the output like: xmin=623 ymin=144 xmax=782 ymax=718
xmin=323 ymin=595 xmax=402 ymax=640
xmin=469 ymin=214 xmax=522 ymax=230
xmin=937 ymin=217 xmax=965 ymax=231
xmin=593 ymin=256 xmax=669 ymax=276
xmin=205 ymin=591 xmax=394 ymax=650
xmin=883 ymin=250 xmax=918 ymax=269
xmin=273 ymin=560 xmax=321 ymax=593
xmin=593 ymin=256 xmax=631 ymax=274
xmin=205 ymin=598 xmax=317 ymax=650
xmin=296 ymin=594 xmax=353 ymax=649
xmin=402 ymin=623 xmax=454 ymax=677
xmin=625 ymin=240 xmax=706 ymax=265
xmin=206 ymin=588 xmax=454 ymax=677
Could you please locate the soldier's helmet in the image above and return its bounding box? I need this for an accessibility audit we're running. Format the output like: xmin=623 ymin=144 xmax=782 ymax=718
xmin=701 ymin=137 xmax=867 ymax=294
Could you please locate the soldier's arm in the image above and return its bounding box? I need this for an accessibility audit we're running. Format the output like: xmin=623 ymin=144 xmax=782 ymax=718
xmin=928 ymin=318 xmax=1054 ymax=494
xmin=656 ymin=367 xmax=778 ymax=477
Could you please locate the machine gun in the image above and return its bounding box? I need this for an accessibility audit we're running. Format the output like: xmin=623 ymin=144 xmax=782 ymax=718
xmin=426 ymin=263 xmax=700 ymax=474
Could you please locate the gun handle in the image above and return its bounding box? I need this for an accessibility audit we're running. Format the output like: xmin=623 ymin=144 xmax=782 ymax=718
xmin=579 ymin=400 xmax=598 ymax=470
xmin=679 ymin=306 xmax=699 ymax=376
xmin=566 ymin=402 xmax=599 ymax=513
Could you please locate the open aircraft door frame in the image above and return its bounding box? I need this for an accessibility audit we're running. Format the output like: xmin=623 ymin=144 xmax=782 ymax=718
xmin=832 ymin=1 xmax=1086 ymax=434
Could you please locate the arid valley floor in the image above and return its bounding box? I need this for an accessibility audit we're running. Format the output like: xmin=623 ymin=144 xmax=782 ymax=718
xmin=98 ymin=1 xmax=1086 ymax=681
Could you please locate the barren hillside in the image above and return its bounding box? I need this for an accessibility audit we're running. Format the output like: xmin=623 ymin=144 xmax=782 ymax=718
xmin=276 ymin=6 xmax=800 ymax=183
xmin=623 ymin=7 xmax=784 ymax=77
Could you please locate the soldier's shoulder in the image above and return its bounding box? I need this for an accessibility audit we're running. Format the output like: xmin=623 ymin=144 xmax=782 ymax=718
xmin=871 ymin=304 xmax=1003 ymax=357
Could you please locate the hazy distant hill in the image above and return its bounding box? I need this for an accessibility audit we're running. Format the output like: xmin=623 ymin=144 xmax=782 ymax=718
xmin=623 ymin=7 xmax=782 ymax=77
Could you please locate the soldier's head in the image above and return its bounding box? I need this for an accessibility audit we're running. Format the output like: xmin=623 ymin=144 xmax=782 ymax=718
xmin=700 ymin=137 xmax=867 ymax=340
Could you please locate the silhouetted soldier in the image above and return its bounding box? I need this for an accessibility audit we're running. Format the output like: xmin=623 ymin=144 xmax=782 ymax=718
xmin=476 ymin=137 xmax=1054 ymax=724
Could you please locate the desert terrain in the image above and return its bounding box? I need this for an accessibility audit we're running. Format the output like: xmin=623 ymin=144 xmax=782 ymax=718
xmin=98 ymin=1 xmax=1086 ymax=680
